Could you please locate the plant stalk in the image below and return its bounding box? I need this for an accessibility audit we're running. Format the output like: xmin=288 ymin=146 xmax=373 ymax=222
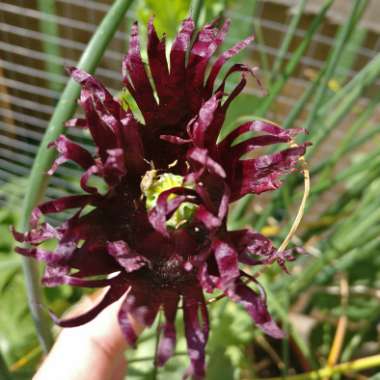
xmin=259 ymin=354 xmax=380 ymax=380
xmin=191 ymin=0 xmax=205 ymax=28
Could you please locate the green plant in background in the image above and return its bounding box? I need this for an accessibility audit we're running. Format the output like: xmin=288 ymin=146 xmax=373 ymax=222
xmin=136 ymin=0 xmax=230 ymax=38
xmin=1 ymin=0 xmax=380 ymax=378
xmin=0 ymin=179 xmax=36 ymax=380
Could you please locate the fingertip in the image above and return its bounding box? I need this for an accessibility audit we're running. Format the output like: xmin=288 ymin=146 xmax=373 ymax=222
xmin=34 ymin=293 xmax=138 ymax=380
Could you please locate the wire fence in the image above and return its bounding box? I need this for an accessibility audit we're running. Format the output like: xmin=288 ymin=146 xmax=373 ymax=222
xmin=0 ymin=0 xmax=379 ymax=222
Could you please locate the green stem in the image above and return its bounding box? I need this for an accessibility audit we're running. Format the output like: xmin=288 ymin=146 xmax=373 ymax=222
xmin=304 ymin=0 xmax=367 ymax=133
xmin=128 ymin=352 xmax=188 ymax=364
xmin=252 ymin=9 xmax=270 ymax=82
xmin=289 ymin=207 xmax=380 ymax=296
xmin=191 ymin=0 xmax=205 ymax=28
xmin=19 ymin=0 xmax=135 ymax=353
xmin=283 ymin=67 xmax=325 ymax=130
xmin=256 ymin=0 xmax=334 ymax=117
xmin=281 ymin=292 xmax=290 ymax=377
xmin=37 ymin=0 xmax=63 ymax=94
xmin=271 ymin=0 xmax=307 ymax=81
xmin=259 ymin=354 xmax=380 ymax=380
xmin=317 ymin=53 xmax=380 ymax=120
xmin=260 ymin=278 xmax=316 ymax=368
xmin=152 ymin=311 xmax=162 ymax=380
xmin=0 ymin=352 xmax=11 ymax=380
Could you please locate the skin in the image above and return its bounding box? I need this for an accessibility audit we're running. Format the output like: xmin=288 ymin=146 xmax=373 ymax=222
xmin=34 ymin=293 xmax=139 ymax=380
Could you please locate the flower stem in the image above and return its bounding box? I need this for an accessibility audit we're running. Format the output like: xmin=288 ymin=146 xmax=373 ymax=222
xmin=191 ymin=0 xmax=204 ymax=28
xmin=259 ymin=354 xmax=380 ymax=380
xmin=0 ymin=351 xmax=11 ymax=380
xmin=152 ymin=312 xmax=162 ymax=380
xmin=19 ymin=0 xmax=135 ymax=353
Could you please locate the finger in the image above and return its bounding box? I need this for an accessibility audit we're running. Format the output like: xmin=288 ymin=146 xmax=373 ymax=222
xmin=34 ymin=293 xmax=140 ymax=380
xmin=110 ymin=352 xmax=128 ymax=380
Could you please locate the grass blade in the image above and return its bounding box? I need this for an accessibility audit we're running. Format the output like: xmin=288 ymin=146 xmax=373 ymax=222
xmin=37 ymin=0 xmax=63 ymax=94
xmin=271 ymin=0 xmax=308 ymax=80
xmin=307 ymin=54 xmax=380 ymax=158
xmin=256 ymin=0 xmax=334 ymax=117
xmin=304 ymin=0 xmax=368 ymax=133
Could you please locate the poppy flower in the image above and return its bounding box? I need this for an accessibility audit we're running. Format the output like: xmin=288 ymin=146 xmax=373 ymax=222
xmin=14 ymin=17 xmax=308 ymax=379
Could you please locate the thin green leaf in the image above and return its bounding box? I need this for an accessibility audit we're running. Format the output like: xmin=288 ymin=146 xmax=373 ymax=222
xmin=318 ymin=53 xmax=380 ymax=119
xmin=0 ymin=353 xmax=11 ymax=380
xmin=191 ymin=0 xmax=205 ymax=28
xmin=256 ymin=0 xmax=334 ymax=116
xmin=304 ymin=0 xmax=368 ymax=133
xmin=260 ymin=277 xmax=317 ymax=368
xmin=36 ymin=0 xmax=63 ymax=93
xmin=271 ymin=0 xmax=308 ymax=80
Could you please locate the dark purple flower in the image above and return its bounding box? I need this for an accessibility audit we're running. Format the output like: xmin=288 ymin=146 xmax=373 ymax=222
xmin=14 ymin=17 xmax=308 ymax=379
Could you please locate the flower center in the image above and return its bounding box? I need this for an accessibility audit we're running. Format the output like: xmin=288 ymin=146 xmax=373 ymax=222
xmin=140 ymin=171 xmax=196 ymax=229
xmin=149 ymin=254 xmax=194 ymax=288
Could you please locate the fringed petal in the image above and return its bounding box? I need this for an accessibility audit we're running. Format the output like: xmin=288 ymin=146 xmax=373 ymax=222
xmin=68 ymin=66 xmax=112 ymax=100
xmin=107 ymin=240 xmax=149 ymax=272
xmin=122 ymin=22 xmax=158 ymax=123
xmin=205 ymin=35 xmax=254 ymax=95
xmin=48 ymin=135 xmax=94 ymax=175
xmin=69 ymin=66 xmax=126 ymax=127
xmin=226 ymin=281 xmax=284 ymax=339
xmin=147 ymin=18 xmax=170 ymax=103
xmin=234 ymin=230 xmax=298 ymax=273
xmin=39 ymin=241 xmax=78 ymax=286
xmin=90 ymin=97 xmax=126 ymax=147
xmin=68 ymin=242 xmax=122 ymax=278
xmin=118 ymin=283 xmax=160 ymax=346
xmin=183 ymin=288 xmax=209 ymax=380
xmin=80 ymin=165 xmax=100 ymax=194
xmin=220 ymin=120 xmax=304 ymax=151
xmin=233 ymin=135 xmax=291 ymax=160
xmin=65 ymin=117 xmax=88 ymax=129
xmin=217 ymin=183 xmax=230 ymax=220
xmin=160 ymin=134 xmax=192 ymax=145
xmin=190 ymin=95 xmax=220 ymax=147
xmin=229 ymin=229 xmax=276 ymax=258
xmin=120 ymin=111 xmax=146 ymax=175
xmin=12 ymin=223 xmax=61 ymax=245
xmin=68 ymin=67 xmax=118 ymax=156
xmin=187 ymin=147 xmax=226 ymax=178
xmin=197 ymin=262 xmax=217 ymax=293
xmin=42 ymin=265 xmax=70 ymax=287
xmin=81 ymin=96 xmax=118 ymax=159
xmin=194 ymin=205 xmax=221 ymax=230
xmin=148 ymin=187 xmax=199 ymax=237
xmin=230 ymin=143 xmax=308 ymax=201
xmin=42 ymin=274 xmax=113 ymax=288
xmin=170 ymin=18 xmax=195 ymax=88
xmin=36 ymin=194 xmax=96 ymax=215
xmin=215 ymin=64 xmax=256 ymax=94
xmin=188 ymin=19 xmax=230 ymax=93
xmin=51 ymin=278 xmax=128 ymax=327
xmin=103 ymin=148 xmax=127 ymax=185
xmin=221 ymin=73 xmax=248 ymax=112
xmin=157 ymin=294 xmax=179 ymax=366
xmin=212 ymin=240 xmax=240 ymax=288
xmin=15 ymin=247 xmax=64 ymax=264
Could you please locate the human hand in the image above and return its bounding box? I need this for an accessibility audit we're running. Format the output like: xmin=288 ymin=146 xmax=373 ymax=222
xmin=34 ymin=294 xmax=137 ymax=380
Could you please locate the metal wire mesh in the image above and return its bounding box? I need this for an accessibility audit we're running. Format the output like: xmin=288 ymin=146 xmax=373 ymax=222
xmin=0 ymin=0 xmax=379 ymax=221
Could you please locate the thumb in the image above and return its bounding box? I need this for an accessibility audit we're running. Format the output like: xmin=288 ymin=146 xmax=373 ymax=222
xmin=34 ymin=291 xmax=140 ymax=380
